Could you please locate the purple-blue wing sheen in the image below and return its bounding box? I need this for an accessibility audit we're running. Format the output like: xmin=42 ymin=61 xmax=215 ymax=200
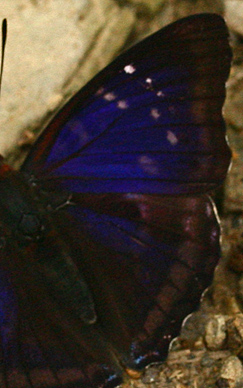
xmin=22 ymin=14 xmax=231 ymax=195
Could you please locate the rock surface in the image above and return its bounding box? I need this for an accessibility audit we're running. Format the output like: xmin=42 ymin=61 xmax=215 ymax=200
xmin=225 ymin=0 xmax=243 ymax=36
xmin=0 ymin=0 xmax=135 ymax=155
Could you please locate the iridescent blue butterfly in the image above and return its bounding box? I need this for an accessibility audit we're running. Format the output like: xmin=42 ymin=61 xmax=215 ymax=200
xmin=0 ymin=13 xmax=231 ymax=388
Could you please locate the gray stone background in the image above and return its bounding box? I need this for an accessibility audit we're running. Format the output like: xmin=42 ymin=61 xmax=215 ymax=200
xmin=1 ymin=0 xmax=243 ymax=387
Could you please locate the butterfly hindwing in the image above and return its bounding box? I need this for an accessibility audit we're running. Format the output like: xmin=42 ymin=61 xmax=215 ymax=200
xmin=1 ymin=193 xmax=219 ymax=384
xmin=51 ymin=193 xmax=220 ymax=370
xmin=0 ymin=238 xmax=123 ymax=388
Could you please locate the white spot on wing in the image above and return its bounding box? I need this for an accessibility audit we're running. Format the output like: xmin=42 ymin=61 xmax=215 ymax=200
xmin=103 ymin=92 xmax=116 ymax=101
xmin=138 ymin=155 xmax=159 ymax=176
xmin=211 ymin=226 xmax=218 ymax=240
xmin=124 ymin=64 xmax=136 ymax=74
xmin=157 ymin=90 xmax=165 ymax=97
xmin=167 ymin=131 xmax=178 ymax=146
xmin=117 ymin=100 xmax=128 ymax=109
xmin=206 ymin=202 xmax=213 ymax=217
xmin=138 ymin=202 xmax=149 ymax=219
xmin=150 ymin=108 xmax=160 ymax=120
xmin=183 ymin=216 xmax=194 ymax=235
xmin=96 ymin=87 xmax=105 ymax=96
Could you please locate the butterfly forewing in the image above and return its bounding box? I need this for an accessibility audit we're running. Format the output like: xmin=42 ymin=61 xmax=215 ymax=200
xmin=22 ymin=13 xmax=231 ymax=195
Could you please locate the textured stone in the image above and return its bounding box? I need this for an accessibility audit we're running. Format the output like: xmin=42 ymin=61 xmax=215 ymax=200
xmin=225 ymin=1 xmax=243 ymax=36
xmin=225 ymin=75 xmax=243 ymax=130
xmin=0 ymin=0 xmax=135 ymax=156
xmin=127 ymin=0 xmax=166 ymax=13
xmin=149 ymin=0 xmax=224 ymax=32
xmin=205 ymin=315 xmax=227 ymax=351
xmin=218 ymin=356 xmax=243 ymax=388
xmin=226 ymin=316 xmax=243 ymax=357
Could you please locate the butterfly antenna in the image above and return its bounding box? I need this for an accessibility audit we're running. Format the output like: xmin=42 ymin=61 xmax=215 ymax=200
xmin=0 ymin=19 xmax=7 ymax=96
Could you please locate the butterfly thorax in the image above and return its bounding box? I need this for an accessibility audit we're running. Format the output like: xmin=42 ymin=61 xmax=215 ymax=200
xmin=0 ymin=163 xmax=45 ymax=244
xmin=0 ymin=161 xmax=97 ymax=324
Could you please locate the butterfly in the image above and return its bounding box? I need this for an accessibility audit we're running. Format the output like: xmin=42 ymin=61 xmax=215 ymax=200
xmin=0 ymin=12 xmax=231 ymax=388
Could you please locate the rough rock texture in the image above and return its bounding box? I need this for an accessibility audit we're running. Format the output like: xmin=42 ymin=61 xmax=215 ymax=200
xmin=153 ymin=0 xmax=224 ymax=28
xmin=225 ymin=0 xmax=243 ymax=36
xmin=0 ymin=0 xmax=135 ymax=156
xmin=127 ymin=0 xmax=166 ymax=13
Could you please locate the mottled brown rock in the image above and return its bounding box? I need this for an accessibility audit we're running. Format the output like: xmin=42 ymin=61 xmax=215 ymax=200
xmin=225 ymin=0 xmax=243 ymax=36
xmin=149 ymin=0 xmax=224 ymax=32
xmin=205 ymin=315 xmax=227 ymax=351
xmin=127 ymin=0 xmax=166 ymax=13
xmin=226 ymin=316 xmax=243 ymax=357
xmin=0 ymin=0 xmax=135 ymax=156
xmin=217 ymin=356 xmax=243 ymax=388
